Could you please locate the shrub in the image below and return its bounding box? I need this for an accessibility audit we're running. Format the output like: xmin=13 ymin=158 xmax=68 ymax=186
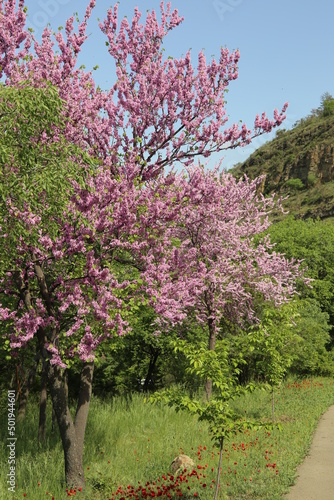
xmin=286 ymin=178 xmax=304 ymax=191
xmin=307 ymin=173 xmax=318 ymax=187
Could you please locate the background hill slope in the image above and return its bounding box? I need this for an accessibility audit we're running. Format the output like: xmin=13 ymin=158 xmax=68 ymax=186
xmin=231 ymin=98 xmax=334 ymax=221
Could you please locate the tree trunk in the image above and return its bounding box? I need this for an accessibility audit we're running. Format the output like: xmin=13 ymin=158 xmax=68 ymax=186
xmin=214 ymin=437 xmax=224 ymax=500
xmin=74 ymin=361 xmax=94 ymax=461
xmin=38 ymin=365 xmax=47 ymax=442
xmin=64 ymin=369 xmax=69 ymax=401
xmin=143 ymin=349 xmax=160 ymax=392
xmin=272 ymin=388 xmax=275 ymax=423
xmin=9 ymin=369 xmax=16 ymax=391
xmin=17 ymin=358 xmax=40 ymax=421
xmin=46 ymin=361 xmax=86 ymax=489
xmin=51 ymin=406 xmax=56 ymax=433
xmin=51 ymin=370 xmax=68 ymax=432
xmin=47 ymin=360 xmax=94 ymax=488
xmin=52 ymin=370 xmax=68 ymax=433
xmin=205 ymin=317 xmax=216 ymax=400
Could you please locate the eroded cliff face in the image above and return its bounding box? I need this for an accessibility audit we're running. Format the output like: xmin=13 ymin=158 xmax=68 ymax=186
xmin=284 ymin=144 xmax=334 ymax=185
xmin=306 ymin=145 xmax=334 ymax=183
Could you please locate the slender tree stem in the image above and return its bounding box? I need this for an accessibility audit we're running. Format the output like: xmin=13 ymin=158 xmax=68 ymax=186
xmin=214 ymin=437 xmax=224 ymax=500
xmin=272 ymin=388 xmax=275 ymax=423
xmin=38 ymin=364 xmax=47 ymax=442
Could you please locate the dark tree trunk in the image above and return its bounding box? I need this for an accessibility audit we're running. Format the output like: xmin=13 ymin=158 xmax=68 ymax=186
xmin=17 ymin=358 xmax=40 ymax=421
xmin=214 ymin=437 xmax=224 ymax=500
xmin=74 ymin=361 xmax=94 ymax=460
xmin=143 ymin=349 xmax=160 ymax=392
xmin=205 ymin=317 xmax=216 ymax=400
xmin=272 ymin=388 xmax=275 ymax=423
xmin=9 ymin=370 xmax=16 ymax=391
xmin=52 ymin=370 xmax=67 ymax=433
xmin=52 ymin=406 xmax=56 ymax=433
xmin=47 ymin=360 xmax=94 ymax=489
xmin=47 ymin=362 xmax=84 ymax=488
xmin=38 ymin=364 xmax=47 ymax=442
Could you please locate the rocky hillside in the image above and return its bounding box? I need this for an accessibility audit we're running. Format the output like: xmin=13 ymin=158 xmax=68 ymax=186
xmin=230 ymin=109 xmax=334 ymax=221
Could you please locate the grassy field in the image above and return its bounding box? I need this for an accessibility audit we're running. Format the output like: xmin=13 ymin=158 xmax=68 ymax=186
xmin=1 ymin=377 xmax=334 ymax=499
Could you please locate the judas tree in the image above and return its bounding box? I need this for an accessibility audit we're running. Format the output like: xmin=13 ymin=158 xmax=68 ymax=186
xmin=0 ymin=0 xmax=290 ymax=489
xmin=151 ymin=167 xmax=304 ymax=399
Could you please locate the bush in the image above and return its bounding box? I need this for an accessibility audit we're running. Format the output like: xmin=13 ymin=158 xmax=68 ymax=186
xmin=307 ymin=173 xmax=318 ymax=187
xmin=286 ymin=178 xmax=304 ymax=191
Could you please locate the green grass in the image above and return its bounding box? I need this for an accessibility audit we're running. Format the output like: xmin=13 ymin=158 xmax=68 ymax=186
xmin=1 ymin=377 xmax=334 ymax=499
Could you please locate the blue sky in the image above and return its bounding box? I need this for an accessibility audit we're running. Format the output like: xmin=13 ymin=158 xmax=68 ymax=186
xmin=23 ymin=0 xmax=334 ymax=169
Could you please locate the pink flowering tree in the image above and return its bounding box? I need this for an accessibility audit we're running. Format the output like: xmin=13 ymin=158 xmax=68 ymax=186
xmin=149 ymin=166 xmax=304 ymax=399
xmin=0 ymin=0 xmax=290 ymax=489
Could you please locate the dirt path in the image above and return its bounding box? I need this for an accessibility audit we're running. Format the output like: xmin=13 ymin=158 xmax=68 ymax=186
xmin=285 ymin=405 xmax=334 ymax=500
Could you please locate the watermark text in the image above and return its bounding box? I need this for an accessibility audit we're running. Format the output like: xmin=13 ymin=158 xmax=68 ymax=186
xmin=7 ymin=390 xmax=16 ymax=493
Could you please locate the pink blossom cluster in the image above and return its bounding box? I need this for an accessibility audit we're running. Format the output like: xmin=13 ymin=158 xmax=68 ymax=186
xmin=140 ymin=167 xmax=303 ymax=335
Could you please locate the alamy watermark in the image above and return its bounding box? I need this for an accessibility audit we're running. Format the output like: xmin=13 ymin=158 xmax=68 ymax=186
xmin=25 ymin=0 xmax=72 ymax=36
xmin=7 ymin=390 xmax=16 ymax=494
xmin=213 ymin=0 xmax=244 ymax=22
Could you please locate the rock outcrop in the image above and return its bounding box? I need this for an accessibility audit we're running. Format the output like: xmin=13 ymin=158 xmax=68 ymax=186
xmin=170 ymin=454 xmax=195 ymax=476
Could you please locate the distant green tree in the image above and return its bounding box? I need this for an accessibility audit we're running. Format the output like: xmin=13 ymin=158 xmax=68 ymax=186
xmin=289 ymin=299 xmax=333 ymax=376
xmin=323 ymin=98 xmax=334 ymax=117
xmin=244 ymin=302 xmax=298 ymax=421
xmin=311 ymin=91 xmax=334 ymax=117
xmin=266 ymin=217 xmax=334 ymax=339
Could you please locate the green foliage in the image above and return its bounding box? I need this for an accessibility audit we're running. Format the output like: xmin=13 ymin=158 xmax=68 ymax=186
xmin=0 ymin=82 xmax=93 ymax=274
xmin=311 ymin=92 xmax=334 ymax=117
xmin=323 ymin=98 xmax=334 ymax=117
xmin=289 ymin=299 xmax=333 ymax=376
xmin=267 ymin=217 xmax=334 ymax=337
xmin=92 ymin=307 xmax=212 ymax=395
xmin=275 ymin=128 xmax=287 ymax=138
xmin=149 ymin=339 xmax=266 ymax=498
xmin=247 ymin=303 xmax=298 ymax=388
xmin=149 ymin=339 xmax=260 ymax=445
xmin=307 ymin=172 xmax=318 ymax=187
xmin=286 ymin=178 xmax=304 ymax=191
xmin=93 ymin=305 xmax=177 ymax=395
